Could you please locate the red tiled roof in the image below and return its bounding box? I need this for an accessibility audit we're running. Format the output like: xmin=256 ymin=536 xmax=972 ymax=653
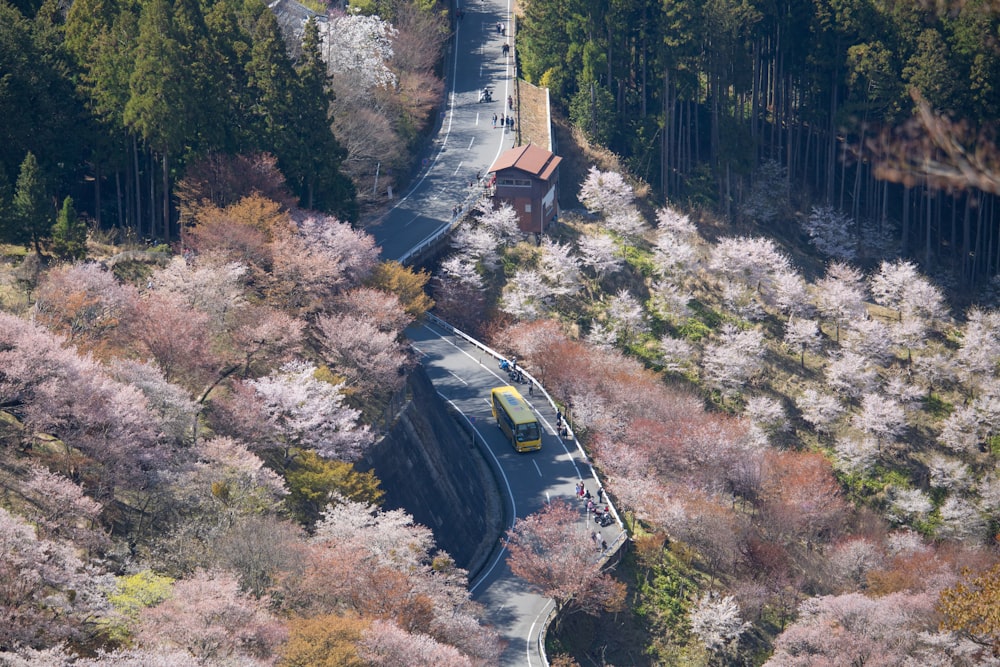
xmin=489 ymin=144 xmax=562 ymax=181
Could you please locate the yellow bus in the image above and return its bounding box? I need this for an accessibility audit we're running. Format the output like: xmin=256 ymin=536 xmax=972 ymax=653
xmin=490 ymin=386 xmax=542 ymax=452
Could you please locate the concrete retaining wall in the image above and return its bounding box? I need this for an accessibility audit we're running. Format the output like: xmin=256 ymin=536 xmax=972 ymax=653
xmin=358 ymin=366 xmax=502 ymax=574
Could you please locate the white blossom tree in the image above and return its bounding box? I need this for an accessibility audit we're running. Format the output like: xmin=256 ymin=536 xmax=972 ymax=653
xmin=784 ymin=317 xmax=822 ymax=367
xmin=649 ymin=280 xmax=692 ymax=323
xmin=813 ymin=261 xmax=867 ymax=341
xmin=451 ymin=225 xmax=500 ymax=270
xmin=576 ymin=232 xmax=622 ymax=279
xmin=689 ymin=593 xmax=750 ymax=653
xmin=938 ymin=404 xmax=982 ymax=453
xmin=937 ymin=496 xmax=987 ymax=542
xmin=795 ymin=388 xmax=845 ymax=434
xmin=578 ymin=166 xmax=634 ymax=215
xmin=500 ymin=269 xmax=549 ymax=320
xmin=887 ymin=486 xmax=933 ymax=525
xmin=744 ymin=395 xmax=789 ymax=444
xmin=852 ymin=393 xmax=907 ymax=446
xmin=538 ymin=238 xmax=582 ymax=296
xmin=248 ymin=360 xmax=372 ymax=462
xmin=804 ymin=205 xmax=857 ymax=260
xmin=825 ymin=351 xmax=878 ymax=400
xmin=659 ymin=336 xmax=698 ymax=375
xmin=476 ymin=199 xmax=522 ymax=246
xmin=321 ymin=13 xmax=397 ymax=91
xmin=653 ymin=227 xmax=698 ymax=277
xmin=840 ymin=316 xmax=893 ymax=364
xmin=834 ymin=434 xmax=880 ymax=474
xmin=606 ymin=289 xmax=648 ymax=344
xmin=770 ymin=270 xmax=814 ymax=319
xmin=869 ymin=259 xmax=947 ymax=323
xmin=702 ymin=324 xmax=766 ymax=399
xmin=926 ymin=454 xmax=972 ymax=492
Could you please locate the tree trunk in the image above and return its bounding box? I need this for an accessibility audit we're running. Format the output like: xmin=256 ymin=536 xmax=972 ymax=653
xmin=162 ymin=151 xmax=170 ymax=241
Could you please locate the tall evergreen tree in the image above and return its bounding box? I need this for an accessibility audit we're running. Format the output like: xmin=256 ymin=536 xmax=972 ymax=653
xmin=13 ymin=152 xmax=51 ymax=253
xmin=52 ymin=196 xmax=88 ymax=260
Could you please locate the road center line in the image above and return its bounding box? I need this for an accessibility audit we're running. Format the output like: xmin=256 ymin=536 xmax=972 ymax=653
xmin=453 ymin=161 xmax=464 ymax=176
xmin=468 ymin=136 xmax=476 ymax=150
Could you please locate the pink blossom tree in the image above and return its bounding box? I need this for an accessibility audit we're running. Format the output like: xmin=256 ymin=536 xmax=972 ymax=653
xmin=505 ymin=500 xmax=626 ymax=625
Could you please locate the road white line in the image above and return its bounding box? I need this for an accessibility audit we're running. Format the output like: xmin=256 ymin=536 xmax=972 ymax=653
xmin=533 ymin=460 xmax=542 ymax=477
xmin=468 ymin=136 xmax=476 ymax=150
xmin=475 ymin=112 xmax=480 ymax=125
xmin=453 ymin=161 xmax=464 ymax=176
xmin=448 ymin=370 xmax=468 ymax=385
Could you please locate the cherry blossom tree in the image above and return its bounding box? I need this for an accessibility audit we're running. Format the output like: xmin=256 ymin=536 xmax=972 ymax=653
xmin=16 ymin=463 xmax=107 ymax=550
xmin=109 ymin=359 xmax=198 ymax=445
xmin=812 ymin=262 xmax=867 ymax=341
xmin=652 ymin=228 xmax=698 ymax=277
xmin=500 ymin=269 xmax=549 ymax=320
xmin=702 ymin=324 xmax=766 ymax=399
xmin=833 ymin=434 xmax=880 ymax=474
xmin=783 ymin=317 xmax=821 ymax=367
xmin=150 ymin=255 xmax=247 ymax=330
xmin=688 ymin=592 xmax=750 ymax=653
xmin=32 ymin=262 xmax=138 ymax=349
xmin=358 ymin=620 xmax=471 ymax=667
xmin=852 ymin=393 xmax=907 ymax=446
xmin=938 ymin=405 xmax=982 ymax=453
xmin=886 ymin=486 xmax=934 ymax=526
xmin=766 ymin=592 xmax=980 ymax=666
xmin=604 ymin=206 xmax=648 ymax=244
xmin=270 ymin=213 xmax=379 ymax=313
xmin=0 ymin=507 xmax=115 ymax=651
xmin=759 ymin=451 xmax=847 ymax=547
xmin=803 ymin=205 xmax=857 ymax=260
xmin=576 ymin=231 xmax=622 ymax=280
xmin=869 ymin=259 xmax=947 ymax=323
xmin=770 ymin=270 xmax=814 ymax=319
xmin=127 ymin=291 xmax=218 ymax=389
xmin=316 ymin=310 xmax=408 ymax=396
xmin=578 ymin=166 xmax=634 ymax=215
xmin=827 ymin=537 xmax=886 ymax=590
xmin=658 ymin=336 xmax=698 ymax=375
xmin=538 ymin=238 xmax=582 ymax=296
xmin=955 ymin=308 xmax=1000 ymax=391
xmin=475 ymin=199 xmax=521 ymax=246
xmin=605 ymin=289 xmax=648 ymax=345
xmin=505 ymin=500 xmax=626 ymax=624
xmin=451 ymin=225 xmax=501 ymax=270
xmin=248 ymin=360 xmax=372 ymax=462
xmin=926 ymin=454 xmax=973 ymax=494
xmin=709 ymin=236 xmax=791 ymax=296
xmin=648 ymin=280 xmax=693 ymax=323
xmin=825 ymin=351 xmax=879 ymax=400
xmin=840 ymin=316 xmax=893 ymax=364
xmin=744 ymin=395 xmax=789 ymax=445
xmin=321 ymin=13 xmax=397 ymax=90
xmin=432 ymin=256 xmax=486 ymax=332
xmin=134 ymin=570 xmax=286 ymax=663
xmin=937 ymin=496 xmax=987 ymax=542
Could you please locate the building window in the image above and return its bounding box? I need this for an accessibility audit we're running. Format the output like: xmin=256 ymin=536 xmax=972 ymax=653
xmin=498 ymin=178 xmax=531 ymax=187
xmin=525 ymin=203 xmax=532 ymax=213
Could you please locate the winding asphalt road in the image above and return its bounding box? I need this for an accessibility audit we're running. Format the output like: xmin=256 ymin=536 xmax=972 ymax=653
xmin=364 ymin=0 xmax=519 ymax=260
xmin=360 ymin=2 xmax=624 ymax=663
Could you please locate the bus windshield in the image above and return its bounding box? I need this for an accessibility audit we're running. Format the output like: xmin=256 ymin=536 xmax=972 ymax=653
xmin=516 ymin=422 xmax=540 ymax=442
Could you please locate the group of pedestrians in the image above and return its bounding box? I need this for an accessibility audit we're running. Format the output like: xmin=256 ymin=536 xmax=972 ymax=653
xmin=579 ymin=481 xmax=610 ymax=552
xmin=491 ymin=113 xmax=515 ymax=130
